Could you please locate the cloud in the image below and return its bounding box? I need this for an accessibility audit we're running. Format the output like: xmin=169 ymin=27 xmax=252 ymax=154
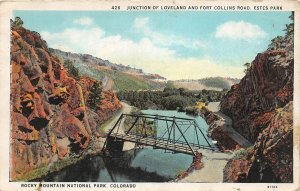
xmin=73 ymin=17 xmax=93 ymax=26
xmin=215 ymin=21 xmax=267 ymax=41
xmin=41 ymin=27 xmax=105 ymax=53
xmin=133 ymin=17 xmax=207 ymax=49
xmin=41 ymin=25 xmax=243 ymax=80
xmin=133 ymin=17 xmax=149 ymax=30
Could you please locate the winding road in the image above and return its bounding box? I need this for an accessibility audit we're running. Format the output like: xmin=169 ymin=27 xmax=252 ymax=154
xmin=102 ymin=102 xmax=135 ymax=150
xmin=101 ymin=102 xmax=133 ymax=132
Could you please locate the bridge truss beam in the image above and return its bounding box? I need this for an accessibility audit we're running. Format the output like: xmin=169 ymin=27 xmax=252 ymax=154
xmin=103 ymin=113 xmax=215 ymax=156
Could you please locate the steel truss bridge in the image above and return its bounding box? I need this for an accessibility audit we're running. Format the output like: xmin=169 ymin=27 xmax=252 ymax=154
xmin=103 ymin=113 xmax=216 ymax=156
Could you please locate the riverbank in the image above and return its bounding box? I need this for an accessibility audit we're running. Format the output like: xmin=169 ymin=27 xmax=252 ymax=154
xmin=98 ymin=102 xmax=135 ymax=151
xmin=15 ymin=103 xmax=129 ymax=182
xmin=22 ymin=153 xmax=97 ymax=182
xmin=99 ymin=102 xmax=133 ymax=133
xmin=177 ymin=102 xmax=252 ymax=182
xmin=178 ymin=149 xmax=235 ymax=182
xmin=199 ymin=102 xmax=251 ymax=151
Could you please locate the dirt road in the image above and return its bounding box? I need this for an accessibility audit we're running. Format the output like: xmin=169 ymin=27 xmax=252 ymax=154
xmin=179 ymin=101 xmax=251 ymax=182
xmin=101 ymin=102 xmax=135 ymax=150
xmin=178 ymin=149 xmax=235 ymax=182
xmin=102 ymin=102 xmax=133 ymax=132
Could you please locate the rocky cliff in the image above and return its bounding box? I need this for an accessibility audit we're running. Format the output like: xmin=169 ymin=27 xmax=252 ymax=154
xmin=224 ymin=101 xmax=293 ymax=182
xmin=221 ymin=15 xmax=294 ymax=182
xmin=10 ymin=23 xmax=121 ymax=180
xmin=220 ymin=37 xmax=293 ymax=143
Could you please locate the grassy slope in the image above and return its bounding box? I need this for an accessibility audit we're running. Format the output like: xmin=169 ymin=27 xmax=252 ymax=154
xmin=78 ymin=65 xmax=162 ymax=91
xmin=51 ymin=50 xmax=164 ymax=91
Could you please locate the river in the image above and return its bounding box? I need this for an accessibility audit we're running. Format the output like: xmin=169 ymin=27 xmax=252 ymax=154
xmin=39 ymin=110 xmax=212 ymax=182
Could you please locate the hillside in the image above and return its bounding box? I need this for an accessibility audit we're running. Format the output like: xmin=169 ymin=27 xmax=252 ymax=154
xmin=171 ymin=77 xmax=240 ymax=91
xmin=50 ymin=49 xmax=236 ymax=92
xmin=50 ymin=48 xmax=165 ymax=91
xmin=10 ymin=20 xmax=121 ymax=180
xmin=220 ymin=13 xmax=294 ymax=182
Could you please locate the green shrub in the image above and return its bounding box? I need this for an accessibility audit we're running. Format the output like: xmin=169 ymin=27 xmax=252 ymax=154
xmin=64 ymin=59 xmax=80 ymax=80
xmin=87 ymin=80 xmax=103 ymax=110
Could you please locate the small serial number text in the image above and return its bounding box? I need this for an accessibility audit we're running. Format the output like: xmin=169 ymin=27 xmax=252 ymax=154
xmin=112 ymin=6 xmax=120 ymax=10
xmin=267 ymin=185 xmax=278 ymax=189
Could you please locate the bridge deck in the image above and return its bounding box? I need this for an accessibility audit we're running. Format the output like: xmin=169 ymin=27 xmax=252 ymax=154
xmin=108 ymin=132 xmax=215 ymax=155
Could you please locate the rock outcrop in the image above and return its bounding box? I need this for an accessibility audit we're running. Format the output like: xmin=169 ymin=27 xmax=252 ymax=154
xmin=220 ymin=44 xmax=293 ymax=143
xmin=224 ymin=102 xmax=293 ymax=182
xmin=221 ymin=15 xmax=294 ymax=183
xmin=199 ymin=107 xmax=240 ymax=151
xmin=10 ymin=23 xmax=121 ymax=180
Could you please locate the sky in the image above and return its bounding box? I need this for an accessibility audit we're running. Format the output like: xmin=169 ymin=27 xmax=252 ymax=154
xmin=14 ymin=11 xmax=292 ymax=80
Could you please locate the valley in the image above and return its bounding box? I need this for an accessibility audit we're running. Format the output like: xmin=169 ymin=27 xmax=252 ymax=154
xmin=9 ymin=12 xmax=294 ymax=184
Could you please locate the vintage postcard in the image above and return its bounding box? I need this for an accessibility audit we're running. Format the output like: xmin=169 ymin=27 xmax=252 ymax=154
xmin=0 ymin=0 xmax=299 ymax=191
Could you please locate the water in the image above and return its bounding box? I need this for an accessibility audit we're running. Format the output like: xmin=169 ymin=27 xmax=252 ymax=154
xmin=142 ymin=110 xmax=212 ymax=146
xmin=39 ymin=110 xmax=211 ymax=182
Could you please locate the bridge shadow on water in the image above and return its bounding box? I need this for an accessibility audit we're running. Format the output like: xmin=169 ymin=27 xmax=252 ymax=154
xmin=33 ymin=149 xmax=171 ymax=182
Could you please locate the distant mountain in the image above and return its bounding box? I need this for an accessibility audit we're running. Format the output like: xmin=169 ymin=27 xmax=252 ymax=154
xmin=50 ymin=49 xmax=237 ymax=92
xmin=171 ymin=77 xmax=240 ymax=91
xmin=50 ymin=48 xmax=166 ymax=91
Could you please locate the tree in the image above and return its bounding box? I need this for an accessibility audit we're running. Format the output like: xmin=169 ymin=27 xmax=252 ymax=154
xmin=111 ymin=66 xmax=118 ymax=71
xmin=202 ymin=89 xmax=208 ymax=95
xmin=165 ymin=81 xmax=175 ymax=89
xmin=284 ymin=12 xmax=294 ymax=35
xmin=64 ymin=60 xmax=80 ymax=80
xmin=222 ymin=88 xmax=229 ymax=92
xmin=87 ymin=81 xmax=103 ymax=110
xmin=13 ymin=17 xmax=24 ymax=27
xmin=268 ymin=36 xmax=283 ymax=50
xmin=289 ymin=12 xmax=294 ymax=20
xmin=243 ymin=62 xmax=251 ymax=74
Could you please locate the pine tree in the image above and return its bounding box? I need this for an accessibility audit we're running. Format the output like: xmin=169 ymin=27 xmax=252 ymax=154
xmin=87 ymin=81 xmax=103 ymax=110
xmin=284 ymin=12 xmax=294 ymax=35
xmin=64 ymin=60 xmax=80 ymax=80
xmin=13 ymin=17 xmax=23 ymax=27
xmin=243 ymin=62 xmax=251 ymax=74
